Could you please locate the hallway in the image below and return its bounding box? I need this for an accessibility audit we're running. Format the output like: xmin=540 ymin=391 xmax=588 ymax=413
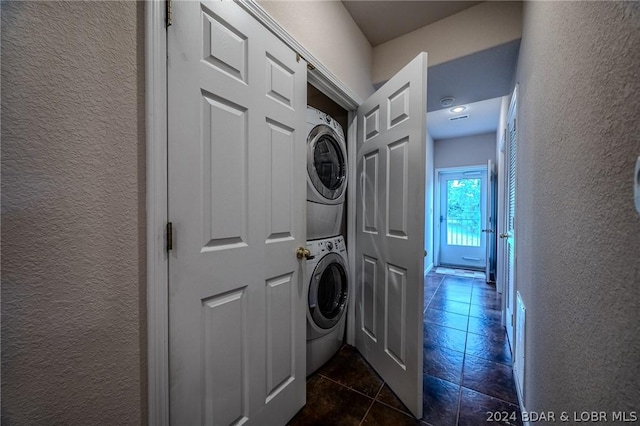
xmin=289 ymin=271 xmax=522 ymax=425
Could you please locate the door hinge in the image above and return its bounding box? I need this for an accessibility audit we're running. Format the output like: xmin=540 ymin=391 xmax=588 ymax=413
xmin=295 ymin=53 xmax=315 ymax=71
xmin=166 ymin=0 xmax=173 ymax=27
xmin=166 ymin=222 xmax=173 ymax=251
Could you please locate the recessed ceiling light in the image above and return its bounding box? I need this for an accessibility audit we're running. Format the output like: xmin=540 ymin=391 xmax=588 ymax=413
xmin=440 ymin=97 xmax=455 ymax=107
xmin=450 ymin=106 xmax=467 ymax=113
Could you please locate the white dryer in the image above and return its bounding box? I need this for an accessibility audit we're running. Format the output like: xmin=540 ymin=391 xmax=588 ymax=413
xmin=306 ymin=235 xmax=349 ymax=375
xmin=306 ymin=106 xmax=348 ymax=241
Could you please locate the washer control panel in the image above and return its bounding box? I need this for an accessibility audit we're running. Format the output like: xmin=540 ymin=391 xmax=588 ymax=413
xmin=306 ymin=236 xmax=346 ymax=258
xmin=307 ymin=106 xmax=345 ymax=139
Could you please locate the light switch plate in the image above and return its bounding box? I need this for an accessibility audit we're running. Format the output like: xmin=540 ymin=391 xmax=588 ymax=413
xmin=635 ymin=156 xmax=640 ymax=214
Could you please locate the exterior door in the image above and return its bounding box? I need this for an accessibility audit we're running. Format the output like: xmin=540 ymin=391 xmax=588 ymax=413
xmin=439 ymin=169 xmax=487 ymax=269
xmin=167 ymin=2 xmax=307 ymax=424
xmin=355 ymin=52 xmax=427 ymax=418
xmin=502 ymin=87 xmax=518 ymax=348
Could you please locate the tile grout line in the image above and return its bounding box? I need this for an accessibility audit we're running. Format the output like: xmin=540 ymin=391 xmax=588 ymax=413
xmin=455 ymin=311 xmax=470 ymax=426
xmin=423 ymin=274 xmax=445 ymax=313
xmin=358 ymin=382 xmax=384 ymax=425
xmin=458 ymin=384 xmax=522 ymax=408
xmin=317 ymin=373 xmax=380 ymax=402
xmin=373 ymin=386 xmax=416 ymax=419
xmin=456 ymin=306 xmax=473 ymax=425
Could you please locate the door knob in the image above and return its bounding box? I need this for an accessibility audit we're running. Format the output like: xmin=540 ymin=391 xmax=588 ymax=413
xmin=296 ymin=247 xmax=312 ymax=260
xmin=499 ymin=233 xmax=509 ymax=239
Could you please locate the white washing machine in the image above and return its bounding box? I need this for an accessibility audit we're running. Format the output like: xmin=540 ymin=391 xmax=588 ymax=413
xmin=306 ymin=106 xmax=348 ymax=241
xmin=306 ymin=235 xmax=350 ymax=375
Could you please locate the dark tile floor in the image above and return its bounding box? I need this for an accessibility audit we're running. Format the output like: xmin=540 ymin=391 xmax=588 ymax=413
xmin=288 ymin=271 xmax=522 ymax=426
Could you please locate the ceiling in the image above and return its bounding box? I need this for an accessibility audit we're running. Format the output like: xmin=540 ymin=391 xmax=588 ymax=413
xmin=341 ymin=1 xmax=520 ymax=140
xmin=427 ymin=96 xmax=503 ymax=141
xmin=426 ymin=39 xmax=520 ymax=140
xmin=342 ymin=1 xmax=483 ymax=47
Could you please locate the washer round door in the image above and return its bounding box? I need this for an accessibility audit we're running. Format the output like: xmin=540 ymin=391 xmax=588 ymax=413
xmin=308 ymin=252 xmax=349 ymax=330
xmin=307 ymin=124 xmax=347 ymax=201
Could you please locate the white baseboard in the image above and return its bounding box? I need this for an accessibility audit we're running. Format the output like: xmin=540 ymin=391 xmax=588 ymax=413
xmin=515 ymin=370 xmax=529 ymax=426
xmin=424 ymin=263 xmax=434 ymax=275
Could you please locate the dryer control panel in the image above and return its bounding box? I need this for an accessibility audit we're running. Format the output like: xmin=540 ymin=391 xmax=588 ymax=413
xmin=306 ymin=236 xmax=346 ymax=258
xmin=306 ymin=106 xmax=345 ymax=139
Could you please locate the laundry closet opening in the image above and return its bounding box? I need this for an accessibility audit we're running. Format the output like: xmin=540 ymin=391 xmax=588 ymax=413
xmin=304 ymin=83 xmax=351 ymax=376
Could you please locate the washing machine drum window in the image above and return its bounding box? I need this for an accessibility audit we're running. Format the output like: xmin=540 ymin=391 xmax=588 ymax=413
xmin=307 ymin=125 xmax=346 ymax=200
xmin=309 ymin=253 xmax=348 ymax=330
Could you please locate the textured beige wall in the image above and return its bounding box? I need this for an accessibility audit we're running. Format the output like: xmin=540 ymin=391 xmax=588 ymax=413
xmin=373 ymin=1 xmax=522 ymax=85
xmin=515 ymin=1 xmax=640 ymax=413
xmin=1 ymin=1 xmax=147 ymax=424
xmin=258 ymin=0 xmax=374 ymax=100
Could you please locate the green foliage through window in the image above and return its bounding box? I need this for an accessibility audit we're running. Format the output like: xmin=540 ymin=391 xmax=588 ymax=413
xmin=446 ymin=178 xmax=481 ymax=247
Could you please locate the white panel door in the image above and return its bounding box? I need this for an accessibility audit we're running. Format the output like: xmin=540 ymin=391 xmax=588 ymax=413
xmin=503 ymin=87 xmax=518 ymax=348
xmin=355 ymin=53 xmax=427 ymax=418
xmin=167 ymin=2 xmax=307 ymax=424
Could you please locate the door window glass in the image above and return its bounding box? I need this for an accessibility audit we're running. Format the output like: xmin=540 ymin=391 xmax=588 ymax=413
xmin=446 ymin=178 xmax=481 ymax=247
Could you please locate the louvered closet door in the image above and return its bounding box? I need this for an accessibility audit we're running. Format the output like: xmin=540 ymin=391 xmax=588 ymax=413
xmin=504 ymin=87 xmax=517 ymax=349
xmin=167 ymin=2 xmax=307 ymax=424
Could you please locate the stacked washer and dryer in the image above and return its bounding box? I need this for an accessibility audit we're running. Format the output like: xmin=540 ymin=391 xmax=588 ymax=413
xmin=305 ymin=106 xmax=350 ymax=375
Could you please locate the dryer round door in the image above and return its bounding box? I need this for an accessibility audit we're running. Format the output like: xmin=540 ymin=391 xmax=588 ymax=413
xmin=308 ymin=252 xmax=349 ymax=330
xmin=307 ymin=125 xmax=347 ymax=201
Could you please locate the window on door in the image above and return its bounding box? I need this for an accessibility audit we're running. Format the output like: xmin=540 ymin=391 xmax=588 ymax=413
xmin=445 ymin=178 xmax=482 ymax=247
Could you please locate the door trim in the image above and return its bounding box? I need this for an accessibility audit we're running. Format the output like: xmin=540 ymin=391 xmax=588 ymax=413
xmin=145 ymin=1 xmax=361 ymax=424
xmin=434 ymin=165 xmax=488 ymax=269
xmin=146 ymin=1 xmax=169 ymax=425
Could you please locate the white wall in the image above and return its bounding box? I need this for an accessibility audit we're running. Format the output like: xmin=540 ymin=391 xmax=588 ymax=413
xmin=424 ymin=132 xmax=435 ymax=272
xmin=373 ymin=1 xmax=522 ymax=85
xmin=258 ymin=0 xmax=374 ymax=100
xmin=515 ymin=0 xmax=640 ymax=414
xmin=1 ymin=2 xmax=146 ymax=423
xmin=434 ymin=132 xmax=496 ymax=169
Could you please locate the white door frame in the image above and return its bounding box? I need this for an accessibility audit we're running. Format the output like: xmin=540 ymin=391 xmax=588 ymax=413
xmin=145 ymin=1 xmax=361 ymax=423
xmin=433 ymin=165 xmax=488 ymax=269
xmin=145 ymin=1 xmax=169 ymax=424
